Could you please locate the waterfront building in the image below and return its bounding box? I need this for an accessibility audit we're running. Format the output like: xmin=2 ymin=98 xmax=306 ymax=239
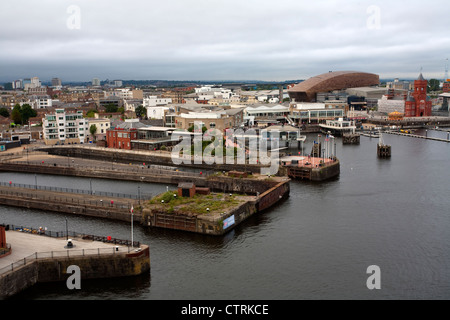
xmin=106 ymin=119 xmax=147 ymax=150
xmin=289 ymin=102 xmax=346 ymax=125
xmin=404 ymin=73 xmax=432 ymax=117
xmin=131 ymin=126 xmax=179 ymax=151
xmin=42 ymin=109 xmax=89 ymax=145
xmin=319 ymin=118 xmax=357 ymax=136
xmin=288 ymin=71 xmax=380 ymax=102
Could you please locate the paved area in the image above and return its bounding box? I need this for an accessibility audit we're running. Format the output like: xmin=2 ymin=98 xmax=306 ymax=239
xmin=0 ymin=230 xmax=132 ymax=270
xmin=281 ymin=156 xmax=335 ymax=168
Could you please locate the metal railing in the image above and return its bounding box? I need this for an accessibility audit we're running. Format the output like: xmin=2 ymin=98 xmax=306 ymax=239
xmin=0 ymin=246 xmax=136 ymax=277
xmin=0 ymin=189 xmax=135 ymax=210
xmin=0 ymin=159 xmax=210 ymax=178
xmin=0 ymin=225 xmax=141 ymax=278
xmin=0 ymin=181 xmax=150 ymax=200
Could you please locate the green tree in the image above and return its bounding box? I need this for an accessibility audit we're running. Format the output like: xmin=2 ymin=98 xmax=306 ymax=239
xmin=135 ymin=105 xmax=147 ymax=118
xmin=0 ymin=107 xmax=9 ymax=118
xmin=85 ymin=109 xmax=98 ymax=118
xmin=11 ymin=104 xmax=22 ymax=124
xmin=427 ymin=79 xmax=441 ymax=92
xmin=20 ymin=104 xmax=37 ymax=124
xmin=89 ymin=124 xmax=97 ymax=142
xmin=104 ymin=103 xmax=118 ymax=113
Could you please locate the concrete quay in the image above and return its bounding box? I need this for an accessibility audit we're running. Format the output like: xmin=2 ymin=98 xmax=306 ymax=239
xmin=0 ymin=229 xmax=150 ymax=299
xmin=384 ymin=130 xmax=450 ymax=143
xmin=0 ymin=185 xmax=141 ymax=223
xmin=0 ymin=148 xmax=291 ymax=235
xmin=142 ymin=176 xmax=290 ymax=236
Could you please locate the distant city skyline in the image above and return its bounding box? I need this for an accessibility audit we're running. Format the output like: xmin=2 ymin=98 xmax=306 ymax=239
xmin=1 ymin=0 xmax=449 ymax=83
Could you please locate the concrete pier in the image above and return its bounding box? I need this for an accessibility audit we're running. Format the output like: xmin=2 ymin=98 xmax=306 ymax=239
xmin=385 ymin=130 xmax=450 ymax=143
xmin=142 ymin=177 xmax=290 ymax=236
xmin=281 ymin=156 xmax=340 ymax=182
xmin=0 ymin=229 xmax=149 ymax=299
xmin=0 ymin=185 xmax=141 ymax=223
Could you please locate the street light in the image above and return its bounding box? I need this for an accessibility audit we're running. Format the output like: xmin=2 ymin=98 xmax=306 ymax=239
xmin=65 ymin=217 xmax=68 ymax=241
xmin=138 ymin=186 xmax=141 ymax=205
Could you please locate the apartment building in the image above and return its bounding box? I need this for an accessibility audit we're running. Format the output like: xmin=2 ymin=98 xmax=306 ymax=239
xmin=42 ymin=109 xmax=89 ymax=145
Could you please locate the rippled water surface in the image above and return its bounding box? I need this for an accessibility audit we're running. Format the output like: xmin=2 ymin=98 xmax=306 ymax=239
xmin=1 ymin=131 xmax=450 ymax=300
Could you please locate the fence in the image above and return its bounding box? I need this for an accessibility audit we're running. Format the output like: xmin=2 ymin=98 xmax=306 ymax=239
xmin=1 ymin=159 xmax=211 ymax=177
xmin=0 ymin=188 xmax=135 ymax=210
xmin=0 ymin=247 xmax=136 ymax=277
xmin=0 ymin=225 xmax=141 ymax=278
xmin=0 ymin=181 xmax=150 ymax=200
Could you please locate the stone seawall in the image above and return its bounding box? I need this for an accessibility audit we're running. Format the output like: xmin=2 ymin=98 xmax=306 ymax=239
xmin=142 ymin=179 xmax=290 ymax=236
xmin=0 ymin=162 xmax=278 ymax=195
xmin=0 ymin=246 xmax=150 ymax=299
xmin=41 ymin=146 xmax=268 ymax=174
xmin=0 ymin=194 xmax=138 ymax=223
xmin=310 ymin=160 xmax=340 ymax=182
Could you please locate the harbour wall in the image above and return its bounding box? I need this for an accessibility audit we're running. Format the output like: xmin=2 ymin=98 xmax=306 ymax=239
xmin=0 ymin=190 xmax=138 ymax=223
xmin=0 ymin=246 xmax=150 ymax=299
xmin=40 ymin=146 xmax=268 ymax=174
xmin=0 ymin=162 xmax=279 ymax=194
xmin=143 ymin=179 xmax=290 ymax=236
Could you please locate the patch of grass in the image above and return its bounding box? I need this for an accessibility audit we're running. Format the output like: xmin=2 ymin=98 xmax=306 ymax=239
xmin=146 ymin=191 xmax=243 ymax=215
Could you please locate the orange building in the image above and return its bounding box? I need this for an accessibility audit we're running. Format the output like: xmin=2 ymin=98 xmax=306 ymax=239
xmin=443 ymin=80 xmax=450 ymax=93
xmin=0 ymin=225 xmax=7 ymax=251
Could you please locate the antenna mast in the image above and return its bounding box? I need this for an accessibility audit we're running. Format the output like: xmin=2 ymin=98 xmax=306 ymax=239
xmin=445 ymin=58 xmax=449 ymax=82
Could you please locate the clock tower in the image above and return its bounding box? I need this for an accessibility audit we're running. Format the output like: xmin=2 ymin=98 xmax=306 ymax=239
xmin=405 ymin=73 xmax=433 ymax=117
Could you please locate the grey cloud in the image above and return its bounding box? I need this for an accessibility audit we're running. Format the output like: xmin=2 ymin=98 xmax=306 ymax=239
xmin=1 ymin=0 xmax=449 ymax=82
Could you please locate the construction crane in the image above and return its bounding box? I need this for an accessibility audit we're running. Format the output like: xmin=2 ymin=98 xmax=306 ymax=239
xmin=445 ymin=58 xmax=449 ymax=83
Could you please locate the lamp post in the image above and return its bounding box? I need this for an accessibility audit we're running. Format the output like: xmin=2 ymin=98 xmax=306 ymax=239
xmin=130 ymin=206 xmax=134 ymax=248
xmin=138 ymin=186 xmax=141 ymax=205
xmin=65 ymin=217 xmax=68 ymax=241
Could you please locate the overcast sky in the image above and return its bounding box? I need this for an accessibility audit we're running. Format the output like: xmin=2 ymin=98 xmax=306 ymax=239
xmin=1 ymin=0 xmax=449 ymax=82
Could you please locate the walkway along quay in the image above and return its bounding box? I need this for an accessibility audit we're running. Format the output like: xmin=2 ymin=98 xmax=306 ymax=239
xmin=384 ymin=130 xmax=450 ymax=143
xmin=0 ymin=184 xmax=141 ymax=223
xmin=0 ymin=152 xmax=291 ymax=236
xmin=0 ymin=227 xmax=149 ymax=299
xmin=38 ymin=145 xmax=269 ymax=174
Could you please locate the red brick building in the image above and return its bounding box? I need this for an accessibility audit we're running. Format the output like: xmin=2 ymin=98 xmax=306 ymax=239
xmin=0 ymin=225 xmax=6 ymax=249
xmin=404 ymin=73 xmax=432 ymax=117
xmin=106 ymin=120 xmax=147 ymax=150
xmin=443 ymin=81 xmax=450 ymax=93
xmin=106 ymin=127 xmax=138 ymax=150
